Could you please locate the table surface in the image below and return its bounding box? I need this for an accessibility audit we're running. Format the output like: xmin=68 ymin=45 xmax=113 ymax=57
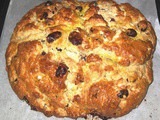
xmin=0 ymin=0 xmax=160 ymax=120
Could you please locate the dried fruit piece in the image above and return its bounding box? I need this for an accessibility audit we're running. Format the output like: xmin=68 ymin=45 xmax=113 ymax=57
xmin=117 ymin=89 xmax=129 ymax=98
xmin=69 ymin=31 xmax=83 ymax=45
xmin=43 ymin=12 xmax=48 ymax=19
xmin=126 ymin=29 xmax=137 ymax=37
xmin=110 ymin=18 xmax=115 ymax=22
xmin=56 ymin=47 xmax=62 ymax=52
xmin=47 ymin=31 xmax=62 ymax=43
xmin=55 ymin=63 xmax=69 ymax=77
xmin=76 ymin=6 xmax=83 ymax=12
xmin=41 ymin=51 xmax=46 ymax=55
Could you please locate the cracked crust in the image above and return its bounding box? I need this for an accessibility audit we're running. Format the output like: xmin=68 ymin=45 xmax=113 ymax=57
xmin=6 ymin=0 xmax=156 ymax=119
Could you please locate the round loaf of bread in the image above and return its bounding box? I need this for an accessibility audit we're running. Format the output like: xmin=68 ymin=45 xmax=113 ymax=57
xmin=5 ymin=0 xmax=157 ymax=119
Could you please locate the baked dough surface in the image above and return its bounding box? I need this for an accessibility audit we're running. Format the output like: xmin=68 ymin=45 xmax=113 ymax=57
xmin=5 ymin=0 xmax=156 ymax=119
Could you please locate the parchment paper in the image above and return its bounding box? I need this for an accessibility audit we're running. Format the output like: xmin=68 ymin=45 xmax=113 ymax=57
xmin=0 ymin=0 xmax=160 ymax=120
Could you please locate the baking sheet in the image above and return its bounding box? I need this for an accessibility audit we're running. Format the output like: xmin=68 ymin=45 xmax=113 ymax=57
xmin=0 ymin=0 xmax=160 ymax=120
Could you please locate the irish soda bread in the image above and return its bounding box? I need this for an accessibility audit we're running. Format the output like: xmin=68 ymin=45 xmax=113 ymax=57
xmin=5 ymin=0 xmax=156 ymax=119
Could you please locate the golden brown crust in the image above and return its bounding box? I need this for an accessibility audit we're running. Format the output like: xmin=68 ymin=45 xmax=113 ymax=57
xmin=6 ymin=0 xmax=156 ymax=119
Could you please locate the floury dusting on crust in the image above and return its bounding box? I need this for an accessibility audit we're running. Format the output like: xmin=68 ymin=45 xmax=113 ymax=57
xmin=5 ymin=0 xmax=156 ymax=119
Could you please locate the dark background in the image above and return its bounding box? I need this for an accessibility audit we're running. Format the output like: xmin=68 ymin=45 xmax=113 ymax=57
xmin=0 ymin=0 xmax=10 ymax=37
